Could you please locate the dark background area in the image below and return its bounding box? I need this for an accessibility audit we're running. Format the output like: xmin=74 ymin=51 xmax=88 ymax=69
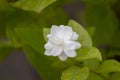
xmin=0 ymin=51 xmax=40 ymax=80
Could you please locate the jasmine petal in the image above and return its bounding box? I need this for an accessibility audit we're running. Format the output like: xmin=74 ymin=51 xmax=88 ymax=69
xmin=64 ymin=50 xmax=76 ymax=57
xmin=44 ymin=42 xmax=54 ymax=50
xmin=52 ymin=46 xmax=62 ymax=56
xmin=64 ymin=41 xmax=81 ymax=50
xmin=58 ymin=53 xmax=68 ymax=61
xmin=71 ymin=32 xmax=79 ymax=40
xmin=44 ymin=25 xmax=81 ymax=61
xmin=45 ymin=50 xmax=52 ymax=56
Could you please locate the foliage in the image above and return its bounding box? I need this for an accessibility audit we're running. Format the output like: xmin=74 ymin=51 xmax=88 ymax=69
xmin=0 ymin=0 xmax=120 ymax=80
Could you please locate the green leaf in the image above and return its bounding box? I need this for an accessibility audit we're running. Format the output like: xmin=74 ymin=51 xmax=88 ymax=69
xmin=0 ymin=7 xmax=15 ymax=38
xmin=75 ymin=47 xmax=102 ymax=61
xmin=43 ymin=28 xmax=50 ymax=42
xmin=4 ymin=7 xmax=40 ymax=46
xmin=12 ymin=0 xmax=56 ymax=13
xmin=0 ymin=17 xmax=6 ymax=38
xmin=107 ymin=50 xmax=120 ymax=58
xmin=5 ymin=9 xmax=39 ymax=48
xmin=61 ymin=66 xmax=89 ymax=80
xmin=23 ymin=46 xmax=61 ymax=80
xmin=112 ymin=30 xmax=120 ymax=47
xmin=15 ymin=27 xmax=45 ymax=54
xmin=86 ymin=26 xmax=96 ymax=37
xmin=38 ymin=1 xmax=69 ymax=28
xmin=0 ymin=42 xmax=13 ymax=62
xmin=83 ymin=59 xmax=100 ymax=70
xmin=86 ymin=72 xmax=104 ymax=80
xmin=84 ymin=4 xmax=119 ymax=46
xmin=6 ymin=27 xmax=21 ymax=48
xmin=52 ymin=59 xmax=76 ymax=70
xmin=68 ymin=20 xmax=92 ymax=47
xmin=15 ymin=27 xmax=57 ymax=61
xmin=99 ymin=60 xmax=120 ymax=73
xmin=110 ymin=72 xmax=120 ymax=80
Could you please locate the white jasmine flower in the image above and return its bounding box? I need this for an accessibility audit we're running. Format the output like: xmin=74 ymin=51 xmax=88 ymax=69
xmin=44 ymin=25 xmax=81 ymax=61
